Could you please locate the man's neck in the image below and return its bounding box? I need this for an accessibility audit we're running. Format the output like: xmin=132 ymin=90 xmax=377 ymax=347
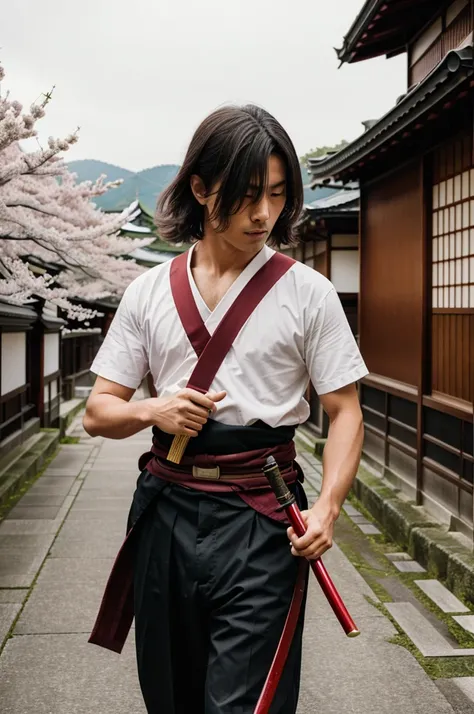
xmin=193 ymin=233 xmax=264 ymax=278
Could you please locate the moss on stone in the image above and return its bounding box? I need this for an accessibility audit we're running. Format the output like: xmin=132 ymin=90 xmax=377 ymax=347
xmin=388 ymin=632 xmax=474 ymax=679
xmin=60 ymin=436 xmax=80 ymax=445
xmin=446 ymin=553 xmax=474 ymax=609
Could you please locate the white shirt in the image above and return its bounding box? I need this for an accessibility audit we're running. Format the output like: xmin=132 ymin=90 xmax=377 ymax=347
xmin=90 ymin=244 xmax=368 ymax=427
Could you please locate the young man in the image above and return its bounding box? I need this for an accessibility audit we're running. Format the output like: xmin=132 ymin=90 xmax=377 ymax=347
xmin=84 ymin=104 xmax=368 ymax=714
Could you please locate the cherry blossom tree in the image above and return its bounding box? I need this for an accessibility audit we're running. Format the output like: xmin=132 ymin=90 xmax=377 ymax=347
xmin=0 ymin=62 xmax=153 ymax=320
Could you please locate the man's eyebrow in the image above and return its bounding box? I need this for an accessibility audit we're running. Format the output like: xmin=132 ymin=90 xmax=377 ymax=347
xmin=248 ymin=179 xmax=286 ymax=190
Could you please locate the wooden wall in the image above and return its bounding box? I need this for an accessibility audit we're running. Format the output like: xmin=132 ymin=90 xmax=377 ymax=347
xmin=409 ymin=1 xmax=472 ymax=87
xmin=359 ymin=135 xmax=473 ymax=539
xmin=360 ymin=160 xmax=424 ymax=387
xmin=431 ymin=126 xmax=474 ymax=405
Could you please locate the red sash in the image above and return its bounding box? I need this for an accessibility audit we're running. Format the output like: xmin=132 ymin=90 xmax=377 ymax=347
xmin=88 ymin=248 xmax=296 ymax=654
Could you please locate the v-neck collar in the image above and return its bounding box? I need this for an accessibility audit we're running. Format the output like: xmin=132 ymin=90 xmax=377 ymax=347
xmin=186 ymin=243 xmax=275 ymax=334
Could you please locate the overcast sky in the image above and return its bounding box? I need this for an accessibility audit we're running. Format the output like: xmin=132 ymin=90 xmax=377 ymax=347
xmin=2 ymin=0 xmax=406 ymax=172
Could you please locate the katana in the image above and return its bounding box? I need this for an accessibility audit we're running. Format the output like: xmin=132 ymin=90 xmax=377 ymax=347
xmin=254 ymin=455 xmax=360 ymax=714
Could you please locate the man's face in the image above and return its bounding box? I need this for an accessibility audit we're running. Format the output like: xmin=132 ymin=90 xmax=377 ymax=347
xmin=199 ymin=154 xmax=287 ymax=255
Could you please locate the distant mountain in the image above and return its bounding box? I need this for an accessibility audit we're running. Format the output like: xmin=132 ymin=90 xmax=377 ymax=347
xmin=66 ymin=160 xmax=180 ymax=214
xmin=66 ymin=159 xmax=331 ymax=213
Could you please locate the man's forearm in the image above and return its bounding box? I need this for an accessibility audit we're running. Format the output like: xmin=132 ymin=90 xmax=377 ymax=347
xmin=317 ymin=408 xmax=364 ymax=517
xmin=83 ymin=394 xmax=151 ymax=440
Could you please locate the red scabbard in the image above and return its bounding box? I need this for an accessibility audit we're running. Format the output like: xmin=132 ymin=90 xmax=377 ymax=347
xmin=254 ymin=457 xmax=360 ymax=714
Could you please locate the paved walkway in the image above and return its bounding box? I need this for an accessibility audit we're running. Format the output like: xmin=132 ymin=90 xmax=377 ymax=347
xmin=1 ymin=410 xmax=473 ymax=713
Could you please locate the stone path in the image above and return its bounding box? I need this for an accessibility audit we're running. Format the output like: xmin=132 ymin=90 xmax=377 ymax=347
xmin=1 ymin=414 xmax=474 ymax=713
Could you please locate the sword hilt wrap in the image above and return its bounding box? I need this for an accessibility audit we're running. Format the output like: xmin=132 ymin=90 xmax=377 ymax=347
xmin=263 ymin=456 xmax=296 ymax=510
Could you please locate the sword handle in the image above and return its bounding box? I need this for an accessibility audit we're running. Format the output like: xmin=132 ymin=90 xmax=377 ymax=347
xmin=167 ymin=434 xmax=189 ymax=464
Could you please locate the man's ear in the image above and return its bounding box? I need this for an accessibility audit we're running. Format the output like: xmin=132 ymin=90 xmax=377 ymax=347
xmin=190 ymin=175 xmax=208 ymax=205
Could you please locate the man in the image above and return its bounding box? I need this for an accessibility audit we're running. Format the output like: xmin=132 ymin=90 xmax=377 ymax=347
xmin=84 ymin=104 xmax=367 ymax=714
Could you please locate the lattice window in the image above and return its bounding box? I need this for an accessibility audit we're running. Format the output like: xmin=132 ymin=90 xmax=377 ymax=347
xmin=432 ymin=169 xmax=474 ymax=308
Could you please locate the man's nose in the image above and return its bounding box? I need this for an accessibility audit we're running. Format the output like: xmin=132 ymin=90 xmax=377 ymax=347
xmin=251 ymin=196 xmax=270 ymax=223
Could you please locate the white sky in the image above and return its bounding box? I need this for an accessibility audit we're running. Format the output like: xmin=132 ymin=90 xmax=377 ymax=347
xmin=2 ymin=0 xmax=407 ymax=172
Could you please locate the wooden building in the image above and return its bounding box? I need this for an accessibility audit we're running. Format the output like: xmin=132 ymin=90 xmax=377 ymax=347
xmin=0 ymin=301 xmax=39 ymax=456
xmin=290 ymin=185 xmax=361 ymax=436
xmin=0 ymin=298 xmax=65 ymax=461
xmin=308 ymin=0 xmax=474 ymax=542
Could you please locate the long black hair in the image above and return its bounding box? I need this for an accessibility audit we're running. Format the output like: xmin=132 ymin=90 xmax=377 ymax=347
xmin=155 ymin=104 xmax=303 ymax=247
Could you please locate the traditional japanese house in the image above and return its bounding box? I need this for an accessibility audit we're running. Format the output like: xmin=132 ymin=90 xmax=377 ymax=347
xmin=294 ymin=183 xmax=360 ymax=436
xmin=0 ymin=300 xmax=39 ymax=456
xmin=308 ymin=0 xmax=474 ymax=542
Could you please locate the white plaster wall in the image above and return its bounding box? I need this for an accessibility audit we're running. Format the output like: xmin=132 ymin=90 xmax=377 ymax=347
xmin=44 ymin=333 xmax=59 ymax=377
xmin=331 ymin=250 xmax=360 ymax=293
xmin=1 ymin=332 xmax=26 ymax=396
xmin=44 ymin=379 xmax=58 ymax=403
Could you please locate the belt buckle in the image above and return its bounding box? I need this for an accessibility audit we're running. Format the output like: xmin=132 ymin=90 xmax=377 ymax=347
xmin=192 ymin=465 xmax=221 ymax=480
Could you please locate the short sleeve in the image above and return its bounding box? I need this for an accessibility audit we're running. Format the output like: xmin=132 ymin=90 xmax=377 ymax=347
xmin=90 ymin=281 xmax=149 ymax=389
xmin=305 ymin=288 xmax=368 ymax=395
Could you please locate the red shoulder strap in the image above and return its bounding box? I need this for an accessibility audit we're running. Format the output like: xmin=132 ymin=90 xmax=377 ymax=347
xmin=169 ymin=251 xmax=210 ymax=356
xmin=170 ymin=249 xmax=295 ymax=393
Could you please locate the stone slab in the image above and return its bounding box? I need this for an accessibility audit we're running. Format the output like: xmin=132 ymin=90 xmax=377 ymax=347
xmin=342 ymin=503 xmax=361 ymax=517
xmin=350 ymin=515 xmax=370 ymax=524
xmin=386 ymin=552 xmax=412 ymax=562
xmin=0 ymin=519 xmax=62 ymax=536
xmin=72 ymin=494 xmax=132 ymax=507
xmin=0 ymin=589 xmax=28 ymax=603
xmin=69 ymin=481 xmax=82 ymax=497
xmin=42 ymin=468 xmax=85 ymax=477
xmin=0 ymin=534 xmax=54 ymax=553
xmin=81 ymin=469 xmax=138 ymax=480
xmin=435 ymin=679 xmax=474 ymax=714
xmin=65 ymin=509 xmax=128 ymax=524
xmin=67 ymin=499 xmax=130 ymax=513
xmin=32 ymin=477 xmax=75 ymax=488
xmin=298 ymin=611 xmax=454 ymax=714
xmin=78 ymin=484 xmax=135 ymax=497
xmin=394 ymin=561 xmax=427 ymax=573
xmin=5 ymin=505 xmax=62 ymax=520
xmin=0 ymin=634 xmax=145 ymax=713
xmin=46 ymin=448 xmax=92 ymax=470
xmin=0 ymin=588 xmax=28 ymax=605
xmin=0 ymin=535 xmax=53 ymax=587
xmin=50 ymin=537 xmax=123 ymax=560
xmin=0 ymin=603 xmax=21 ymax=645
xmin=453 ymin=615 xmax=474 ymax=634
xmin=79 ymin=464 xmax=137 ymax=472
xmin=385 ymin=602 xmax=474 ymax=657
xmin=15 ymin=493 xmax=67 ymax=507
xmin=81 ymin=473 xmax=138 ymax=488
xmin=359 ymin=524 xmax=382 ymax=535
xmin=452 ymin=678 xmax=474 ymax=702
xmin=51 ymin=518 xmax=126 ymax=542
xmin=50 ymin=521 xmax=124 ymax=558
xmin=0 ymin=550 xmax=48 ymax=578
xmin=415 ymin=579 xmax=470 ymax=613
xmin=15 ymin=557 xmax=115 ymax=634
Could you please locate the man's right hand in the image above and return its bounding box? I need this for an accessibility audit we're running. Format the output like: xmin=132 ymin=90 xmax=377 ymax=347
xmin=143 ymin=388 xmax=227 ymax=437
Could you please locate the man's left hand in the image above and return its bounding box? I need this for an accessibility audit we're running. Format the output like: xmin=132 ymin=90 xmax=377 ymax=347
xmin=287 ymin=501 xmax=337 ymax=560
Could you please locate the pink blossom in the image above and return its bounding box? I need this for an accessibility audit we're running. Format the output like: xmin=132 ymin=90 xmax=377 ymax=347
xmin=0 ymin=61 xmax=153 ymax=321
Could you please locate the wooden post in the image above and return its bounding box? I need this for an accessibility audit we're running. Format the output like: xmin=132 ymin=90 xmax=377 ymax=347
xmin=416 ymin=156 xmax=431 ymax=505
xmin=30 ymin=319 xmax=45 ymax=425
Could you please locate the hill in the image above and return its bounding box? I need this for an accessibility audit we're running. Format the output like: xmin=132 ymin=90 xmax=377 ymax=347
xmin=66 ymin=160 xmax=180 ymax=214
xmin=66 ymin=160 xmax=328 ymax=213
